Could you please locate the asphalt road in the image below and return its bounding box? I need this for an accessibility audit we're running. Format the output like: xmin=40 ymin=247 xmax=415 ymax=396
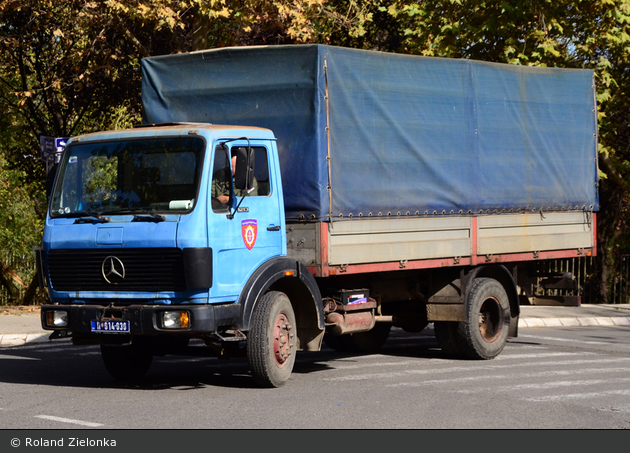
xmin=0 ymin=325 xmax=629 ymax=430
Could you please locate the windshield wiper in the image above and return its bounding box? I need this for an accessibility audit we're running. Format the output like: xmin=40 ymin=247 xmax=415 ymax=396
xmin=131 ymin=210 xmax=166 ymax=222
xmin=73 ymin=212 xmax=111 ymax=224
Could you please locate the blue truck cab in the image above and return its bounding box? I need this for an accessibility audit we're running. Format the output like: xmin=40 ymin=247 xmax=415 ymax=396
xmin=39 ymin=123 xmax=325 ymax=387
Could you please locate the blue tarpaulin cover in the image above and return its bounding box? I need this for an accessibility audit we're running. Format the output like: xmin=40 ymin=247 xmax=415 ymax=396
xmin=141 ymin=45 xmax=599 ymax=221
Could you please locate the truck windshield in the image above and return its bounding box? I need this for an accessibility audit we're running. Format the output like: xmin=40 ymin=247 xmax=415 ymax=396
xmin=49 ymin=137 xmax=205 ymax=218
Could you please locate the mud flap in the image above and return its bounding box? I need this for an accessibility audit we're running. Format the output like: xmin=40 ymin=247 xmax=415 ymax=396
xmin=509 ymin=314 xmax=519 ymax=338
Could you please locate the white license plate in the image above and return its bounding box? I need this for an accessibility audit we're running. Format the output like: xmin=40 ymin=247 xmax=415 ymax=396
xmin=91 ymin=320 xmax=130 ymax=333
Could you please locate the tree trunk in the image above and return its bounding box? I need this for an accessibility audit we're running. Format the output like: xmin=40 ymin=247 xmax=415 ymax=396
xmin=0 ymin=270 xmax=20 ymax=304
xmin=192 ymin=9 xmax=211 ymax=51
xmin=599 ymin=254 xmax=610 ymax=303
xmin=0 ymin=259 xmax=24 ymax=304
xmin=21 ymin=273 xmax=41 ymax=306
xmin=596 ymin=178 xmax=626 ymax=303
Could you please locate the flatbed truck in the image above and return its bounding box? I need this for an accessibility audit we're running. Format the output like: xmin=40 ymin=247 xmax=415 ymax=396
xmin=38 ymin=45 xmax=598 ymax=387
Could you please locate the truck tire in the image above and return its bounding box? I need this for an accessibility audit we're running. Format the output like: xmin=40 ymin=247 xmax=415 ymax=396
xmin=324 ymin=323 xmax=391 ymax=354
xmin=100 ymin=341 xmax=153 ymax=381
xmin=457 ymin=277 xmax=511 ymax=360
xmin=434 ymin=321 xmax=463 ymax=358
xmin=247 ymin=291 xmax=297 ymax=388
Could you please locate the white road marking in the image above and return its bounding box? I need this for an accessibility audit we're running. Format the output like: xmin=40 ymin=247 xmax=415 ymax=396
xmin=388 ymin=368 xmax=630 ymax=388
xmin=328 ymin=351 xmax=585 ymax=373
xmin=512 ymin=376 xmax=630 ymax=390
xmin=0 ymin=354 xmax=39 ymax=360
xmin=518 ymin=334 xmax=614 ymax=346
xmin=34 ymin=415 xmax=103 ymax=427
xmin=524 ymin=389 xmax=630 ymax=402
xmin=15 ymin=346 xmax=76 ymax=353
xmin=323 ymin=356 xmax=630 ymax=382
xmin=330 ymin=359 xmax=455 ymax=371
xmin=496 ymin=352 xmax=594 ymax=359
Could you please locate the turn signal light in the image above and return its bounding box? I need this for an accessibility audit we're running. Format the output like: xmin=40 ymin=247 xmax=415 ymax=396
xmin=46 ymin=310 xmax=68 ymax=327
xmin=162 ymin=311 xmax=190 ymax=329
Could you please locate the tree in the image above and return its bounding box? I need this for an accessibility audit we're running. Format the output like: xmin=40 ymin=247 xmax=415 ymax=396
xmin=0 ymin=115 xmax=44 ymax=304
xmin=0 ymin=0 xmax=353 ymax=303
xmin=0 ymin=0 xmax=173 ymax=303
xmin=372 ymin=0 xmax=630 ymax=302
xmin=3 ymin=0 xmax=630 ymax=303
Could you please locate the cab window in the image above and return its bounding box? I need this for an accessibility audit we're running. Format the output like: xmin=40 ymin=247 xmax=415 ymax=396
xmin=211 ymin=145 xmax=270 ymax=213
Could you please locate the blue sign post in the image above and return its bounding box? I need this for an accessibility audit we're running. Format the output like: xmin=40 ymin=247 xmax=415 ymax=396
xmin=40 ymin=136 xmax=69 ymax=164
xmin=40 ymin=136 xmax=69 ymax=175
xmin=55 ymin=137 xmax=68 ymax=153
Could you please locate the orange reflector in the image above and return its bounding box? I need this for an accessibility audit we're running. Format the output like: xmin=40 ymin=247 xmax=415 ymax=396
xmin=180 ymin=312 xmax=190 ymax=329
xmin=284 ymin=270 xmax=295 ymax=277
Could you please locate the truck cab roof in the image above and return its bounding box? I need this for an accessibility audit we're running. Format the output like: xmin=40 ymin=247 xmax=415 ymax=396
xmin=68 ymin=123 xmax=276 ymax=145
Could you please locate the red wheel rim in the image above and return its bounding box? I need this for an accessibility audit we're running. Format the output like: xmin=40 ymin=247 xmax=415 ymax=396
xmin=273 ymin=313 xmax=293 ymax=367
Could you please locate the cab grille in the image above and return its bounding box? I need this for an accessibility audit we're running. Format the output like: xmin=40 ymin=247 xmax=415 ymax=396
xmin=47 ymin=248 xmax=186 ymax=292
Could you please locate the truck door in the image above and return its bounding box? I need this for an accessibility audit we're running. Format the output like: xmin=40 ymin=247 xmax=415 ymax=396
xmin=208 ymin=140 xmax=283 ymax=299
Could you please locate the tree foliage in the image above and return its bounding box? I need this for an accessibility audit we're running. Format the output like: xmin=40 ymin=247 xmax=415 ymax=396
xmin=368 ymin=1 xmax=630 ymax=300
xmin=2 ymin=0 xmax=630 ymax=303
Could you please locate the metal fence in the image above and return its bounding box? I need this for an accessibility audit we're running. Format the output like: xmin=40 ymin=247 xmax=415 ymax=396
xmin=524 ymin=256 xmax=597 ymax=303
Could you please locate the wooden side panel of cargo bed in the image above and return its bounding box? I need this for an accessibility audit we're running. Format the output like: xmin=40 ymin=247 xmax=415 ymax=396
xmin=327 ymin=217 xmax=473 ymax=265
xmin=477 ymin=212 xmax=594 ymax=256
xmin=287 ymin=212 xmax=596 ymax=275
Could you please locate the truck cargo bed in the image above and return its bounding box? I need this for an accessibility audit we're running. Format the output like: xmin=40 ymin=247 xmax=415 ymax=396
xmin=287 ymin=212 xmax=595 ymax=277
xmin=142 ymin=45 xmax=599 ymax=222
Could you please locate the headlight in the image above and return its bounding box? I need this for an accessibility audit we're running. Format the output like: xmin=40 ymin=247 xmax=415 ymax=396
xmin=46 ymin=310 xmax=68 ymax=327
xmin=161 ymin=311 xmax=190 ymax=329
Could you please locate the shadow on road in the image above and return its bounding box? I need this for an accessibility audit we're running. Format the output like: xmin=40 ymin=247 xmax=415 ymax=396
xmin=0 ymin=329 xmax=460 ymax=390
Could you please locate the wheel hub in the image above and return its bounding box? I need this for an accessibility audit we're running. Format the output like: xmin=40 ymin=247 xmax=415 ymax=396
xmin=273 ymin=313 xmax=294 ymax=367
xmin=478 ymin=297 xmax=503 ymax=343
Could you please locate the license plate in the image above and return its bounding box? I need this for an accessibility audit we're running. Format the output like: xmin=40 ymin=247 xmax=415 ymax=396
xmin=91 ymin=320 xmax=130 ymax=334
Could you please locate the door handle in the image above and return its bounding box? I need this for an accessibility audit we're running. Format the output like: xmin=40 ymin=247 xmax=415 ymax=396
xmin=267 ymin=225 xmax=281 ymax=231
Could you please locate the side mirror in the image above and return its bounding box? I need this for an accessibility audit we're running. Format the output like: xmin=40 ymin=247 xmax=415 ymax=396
xmin=234 ymin=146 xmax=255 ymax=192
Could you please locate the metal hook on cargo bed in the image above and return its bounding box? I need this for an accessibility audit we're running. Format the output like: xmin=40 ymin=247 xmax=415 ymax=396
xmin=583 ymin=207 xmax=593 ymax=228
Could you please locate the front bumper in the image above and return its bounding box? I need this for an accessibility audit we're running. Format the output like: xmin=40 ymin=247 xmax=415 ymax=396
xmin=40 ymin=303 xmax=241 ymax=336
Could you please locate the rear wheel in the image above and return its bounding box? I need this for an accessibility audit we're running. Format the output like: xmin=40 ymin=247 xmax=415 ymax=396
xmin=247 ymin=291 xmax=297 ymax=388
xmin=101 ymin=338 xmax=153 ymax=381
xmin=457 ymin=278 xmax=510 ymax=360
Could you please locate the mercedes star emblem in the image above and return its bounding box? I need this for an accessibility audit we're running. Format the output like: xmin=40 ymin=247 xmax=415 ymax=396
xmin=102 ymin=256 xmax=126 ymax=284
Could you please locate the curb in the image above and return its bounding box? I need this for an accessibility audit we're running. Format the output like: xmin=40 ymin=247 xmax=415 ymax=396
xmin=0 ymin=333 xmax=71 ymax=348
xmin=0 ymin=333 xmax=50 ymax=347
xmin=518 ymin=316 xmax=630 ymax=328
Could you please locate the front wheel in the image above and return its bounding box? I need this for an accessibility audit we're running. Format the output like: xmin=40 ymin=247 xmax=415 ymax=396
xmin=247 ymin=291 xmax=297 ymax=388
xmin=457 ymin=277 xmax=511 ymax=360
xmin=101 ymin=339 xmax=153 ymax=381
